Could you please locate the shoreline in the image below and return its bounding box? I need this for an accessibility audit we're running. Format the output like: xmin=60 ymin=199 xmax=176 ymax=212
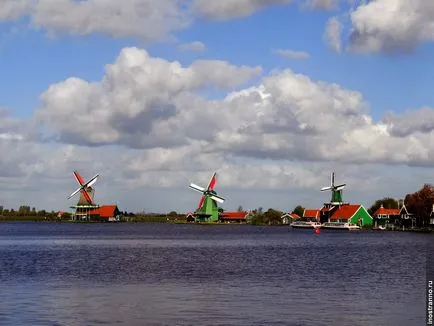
xmin=0 ymin=218 xmax=432 ymax=232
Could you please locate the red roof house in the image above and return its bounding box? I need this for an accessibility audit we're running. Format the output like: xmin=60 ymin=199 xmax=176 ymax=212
xmin=88 ymin=205 xmax=121 ymax=221
xmin=281 ymin=213 xmax=300 ymax=224
xmin=303 ymin=209 xmax=320 ymax=221
xmin=330 ymin=205 xmax=360 ymax=220
xmin=321 ymin=204 xmax=373 ymax=226
xmin=373 ymin=206 xmax=400 ymax=217
xmin=372 ymin=204 xmax=401 ymax=226
xmin=220 ymin=211 xmax=248 ymax=223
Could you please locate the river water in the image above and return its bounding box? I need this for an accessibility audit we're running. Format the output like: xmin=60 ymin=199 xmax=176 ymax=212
xmin=0 ymin=222 xmax=428 ymax=325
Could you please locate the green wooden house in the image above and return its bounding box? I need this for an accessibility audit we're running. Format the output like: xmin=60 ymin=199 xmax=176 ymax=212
xmin=321 ymin=204 xmax=373 ymax=226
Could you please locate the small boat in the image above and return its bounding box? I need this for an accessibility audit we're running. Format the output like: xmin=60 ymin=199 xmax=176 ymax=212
xmin=321 ymin=222 xmax=361 ymax=231
xmin=290 ymin=221 xmax=322 ymax=229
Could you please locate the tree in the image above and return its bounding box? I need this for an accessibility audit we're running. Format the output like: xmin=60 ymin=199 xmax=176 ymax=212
xmin=18 ymin=206 xmax=31 ymax=215
xmin=404 ymin=184 xmax=434 ymax=227
xmin=250 ymin=213 xmax=264 ymax=225
xmin=264 ymin=208 xmax=284 ymax=225
xmin=291 ymin=205 xmax=305 ymax=217
xmin=368 ymin=197 xmax=399 ymax=216
xmin=249 ymin=208 xmax=265 ymax=225
xmin=237 ymin=205 xmax=244 ymax=212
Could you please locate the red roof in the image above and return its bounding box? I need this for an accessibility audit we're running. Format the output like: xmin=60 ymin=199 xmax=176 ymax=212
xmin=329 ymin=205 xmax=360 ymax=220
xmin=88 ymin=205 xmax=118 ymax=218
xmin=373 ymin=207 xmax=400 ymax=216
xmin=303 ymin=209 xmax=320 ymax=218
xmin=220 ymin=211 xmax=247 ymax=219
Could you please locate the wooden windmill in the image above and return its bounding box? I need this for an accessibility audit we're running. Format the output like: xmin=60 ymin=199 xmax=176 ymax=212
xmin=68 ymin=171 xmax=99 ymax=220
xmin=321 ymin=172 xmax=346 ymax=204
xmin=189 ymin=172 xmax=225 ymax=222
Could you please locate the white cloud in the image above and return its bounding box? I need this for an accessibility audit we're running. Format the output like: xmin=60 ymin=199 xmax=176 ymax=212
xmin=36 ymin=46 xmax=434 ymax=169
xmin=178 ymin=41 xmax=206 ymax=52
xmin=324 ymin=16 xmax=342 ymax=53
xmin=12 ymin=0 xmax=433 ymax=57
xmin=0 ymin=0 xmax=190 ymax=42
xmin=0 ymin=133 xmax=24 ymax=140
xmin=6 ymin=0 xmax=432 ymax=56
xmin=4 ymin=46 xmax=434 ymax=212
xmin=348 ymin=0 xmax=434 ymax=53
xmin=0 ymin=108 xmax=38 ymax=142
xmin=1 ymin=133 xmax=432 ymax=213
xmin=382 ymin=107 xmax=434 ymax=137
xmin=0 ymin=0 xmax=33 ymax=21
xmin=272 ymin=48 xmax=310 ymax=59
xmin=36 ymin=47 xmax=262 ymax=148
xmin=0 ymin=0 xmax=331 ymax=41
xmin=191 ymin=0 xmax=293 ymax=20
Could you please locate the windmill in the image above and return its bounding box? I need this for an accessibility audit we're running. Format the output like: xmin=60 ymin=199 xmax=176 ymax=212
xmin=321 ymin=172 xmax=346 ymax=204
xmin=189 ymin=172 xmax=225 ymax=222
xmin=68 ymin=171 xmax=99 ymax=220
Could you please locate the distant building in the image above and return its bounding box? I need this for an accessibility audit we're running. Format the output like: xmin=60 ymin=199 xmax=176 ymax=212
xmin=186 ymin=212 xmax=195 ymax=222
xmin=430 ymin=205 xmax=434 ymax=227
xmin=73 ymin=205 xmax=122 ymax=222
xmin=89 ymin=205 xmax=122 ymax=221
xmin=185 ymin=211 xmax=248 ymax=223
xmin=372 ymin=202 xmax=419 ymax=229
xmin=373 ymin=204 xmax=400 ymax=227
xmin=320 ymin=203 xmax=373 ymax=226
xmin=220 ymin=211 xmax=248 ymax=223
xmin=399 ymin=204 xmax=413 ymax=219
xmin=281 ymin=213 xmax=300 ymax=225
xmin=302 ymin=209 xmax=321 ymax=221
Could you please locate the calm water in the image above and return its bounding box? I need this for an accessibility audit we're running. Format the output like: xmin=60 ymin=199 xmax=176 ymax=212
xmin=0 ymin=222 xmax=428 ymax=326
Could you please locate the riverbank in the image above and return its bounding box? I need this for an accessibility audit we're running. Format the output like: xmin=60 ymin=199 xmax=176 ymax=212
xmin=1 ymin=216 xmax=433 ymax=232
xmin=0 ymin=217 xmax=433 ymax=232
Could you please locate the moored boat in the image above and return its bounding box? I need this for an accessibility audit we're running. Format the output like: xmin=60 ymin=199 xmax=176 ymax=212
xmin=290 ymin=221 xmax=322 ymax=229
xmin=321 ymin=222 xmax=361 ymax=230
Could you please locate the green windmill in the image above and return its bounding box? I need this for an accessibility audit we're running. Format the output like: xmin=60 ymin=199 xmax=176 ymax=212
xmin=189 ymin=172 xmax=225 ymax=223
xmin=320 ymin=172 xmax=346 ymax=204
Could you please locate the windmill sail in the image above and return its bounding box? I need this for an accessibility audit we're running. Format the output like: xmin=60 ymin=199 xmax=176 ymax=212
xmin=77 ymin=188 xmax=95 ymax=206
xmin=321 ymin=171 xmax=346 ymax=203
xmin=68 ymin=171 xmax=99 ymax=206
xmin=189 ymin=172 xmax=225 ymax=210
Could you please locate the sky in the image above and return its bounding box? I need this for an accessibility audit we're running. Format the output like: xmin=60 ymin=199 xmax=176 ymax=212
xmin=1 ymin=0 xmax=434 ymax=214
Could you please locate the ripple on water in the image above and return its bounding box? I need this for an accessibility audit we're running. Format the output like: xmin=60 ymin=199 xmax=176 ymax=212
xmin=0 ymin=222 xmax=428 ymax=326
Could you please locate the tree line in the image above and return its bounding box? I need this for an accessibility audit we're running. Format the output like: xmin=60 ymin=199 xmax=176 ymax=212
xmin=0 ymin=206 xmax=64 ymax=218
xmin=1 ymin=183 xmax=434 ymax=226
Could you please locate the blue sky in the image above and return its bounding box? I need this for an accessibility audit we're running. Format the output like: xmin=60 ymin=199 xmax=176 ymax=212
xmin=1 ymin=0 xmax=434 ymax=212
